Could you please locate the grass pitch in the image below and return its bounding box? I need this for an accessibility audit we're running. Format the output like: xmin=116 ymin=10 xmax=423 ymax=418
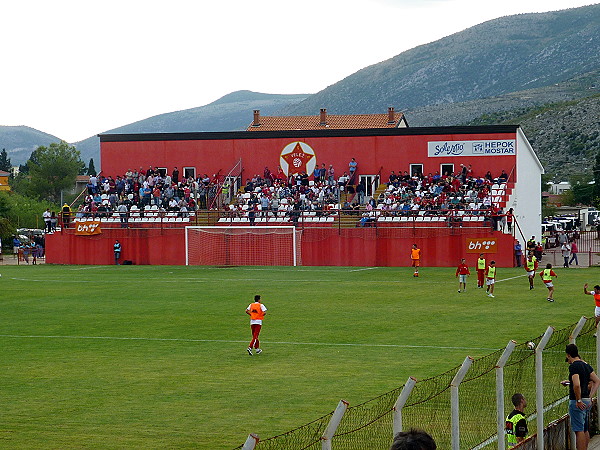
xmin=1 ymin=263 xmax=597 ymax=449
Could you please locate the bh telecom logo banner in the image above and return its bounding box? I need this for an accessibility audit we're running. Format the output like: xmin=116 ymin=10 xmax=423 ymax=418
xmin=466 ymin=238 xmax=497 ymax=253
xmin=280 ymin=141 xmax=317 ymax=176
xmin=428 ymin=140 xmax=516 ymax=157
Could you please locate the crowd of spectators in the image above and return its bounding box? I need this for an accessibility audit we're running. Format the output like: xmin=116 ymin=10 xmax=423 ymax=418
xmin=71 ymin=167 xmax=220 ymax=225
xmin=52 ymin=161 xmax=512 ymax=228
xmin=374 ymin=166 xmax=510 ymax=224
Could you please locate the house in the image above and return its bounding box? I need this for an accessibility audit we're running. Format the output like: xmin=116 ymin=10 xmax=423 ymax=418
xmin=0 ymin=170 xmax=10 ymax=191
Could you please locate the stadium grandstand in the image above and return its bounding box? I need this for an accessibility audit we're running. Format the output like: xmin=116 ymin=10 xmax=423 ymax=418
xmin=46 ymin=110 xmax=543 ymax=267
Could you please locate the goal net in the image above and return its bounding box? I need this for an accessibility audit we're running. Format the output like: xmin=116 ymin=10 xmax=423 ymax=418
xmin=185 ymin=226 xmax=302 ymax=266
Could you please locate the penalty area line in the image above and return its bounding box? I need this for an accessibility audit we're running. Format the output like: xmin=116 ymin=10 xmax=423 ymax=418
xmin=0 ymin=334 xmax=499 ymax=351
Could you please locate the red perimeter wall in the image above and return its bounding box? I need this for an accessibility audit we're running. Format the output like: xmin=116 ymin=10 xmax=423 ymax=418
xmin=46 ymin=228 xmax=516 ymax=267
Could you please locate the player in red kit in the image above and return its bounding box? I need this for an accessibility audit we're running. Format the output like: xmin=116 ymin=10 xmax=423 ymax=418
xmin=456 ymin=258 xmax=471 ymax=293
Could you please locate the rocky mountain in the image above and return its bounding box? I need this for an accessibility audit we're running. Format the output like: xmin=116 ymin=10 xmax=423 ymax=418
xmin=1 ymin=4 xmax=598 ymax=180
xmin=284 ymin=4 xmax=600 ymax=115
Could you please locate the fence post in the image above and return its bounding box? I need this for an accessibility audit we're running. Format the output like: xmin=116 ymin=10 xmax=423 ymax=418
xmin=496 ymin=340 xmax=516 ymax=450
xmin=451 ymin=356 xmax=474 ymax=450
xmin=241 ymin=433 xmax=259 ymax=450
xmin=569 ymin=316 xmax=588 ymax=344
xmin=393 ymin=377 xmax=417 ymax=437
xmin=321 ymin=400 xmax=349 ymax=450
xmin=535 ymin=326 xmax=554 ymax=450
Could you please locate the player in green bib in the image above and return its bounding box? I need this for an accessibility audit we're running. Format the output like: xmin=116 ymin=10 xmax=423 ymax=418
xmin=477 ymin=253 xmax=486 ymax=288
xmin=486 ymin=261 xmax=497 ymax=298
xmin=524 ymin=252 xmax=538 ymax=290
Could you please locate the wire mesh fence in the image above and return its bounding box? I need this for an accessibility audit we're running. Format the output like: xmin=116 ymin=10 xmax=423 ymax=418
xmin=237 ymin=316 xmax=599 ymax=449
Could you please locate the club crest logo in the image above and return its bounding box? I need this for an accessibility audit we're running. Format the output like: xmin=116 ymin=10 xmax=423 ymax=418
xmin=280 ymin=141 xmax=316 ymax=176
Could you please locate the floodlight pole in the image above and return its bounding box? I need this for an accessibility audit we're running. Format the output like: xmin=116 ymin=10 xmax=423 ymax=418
xmin=451 ymin=356 xmax=473 ymax=450
xmin=496 ymin=340 xmax=516 ymax=450
xmin=241 ymin=433 xmax=259 ymax=450
xmin=535 ymin=326 xmax=554 ymax=450
xmin=321 ymin=399 xmax=349 ymax=450
xmin=393 ymin=377 xmax=417 ymax=436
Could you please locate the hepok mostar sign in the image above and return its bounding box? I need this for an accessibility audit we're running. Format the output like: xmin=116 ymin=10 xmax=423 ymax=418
xmin=428 ymin=140 xmax=516 ymax=157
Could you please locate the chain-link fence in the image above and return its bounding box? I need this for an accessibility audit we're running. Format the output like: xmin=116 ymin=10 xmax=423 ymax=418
xmin=237 ymin=317 xmax=598 ymax=449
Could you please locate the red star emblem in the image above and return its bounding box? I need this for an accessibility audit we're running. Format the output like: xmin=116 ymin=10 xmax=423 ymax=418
xmin=281 ymin=142 xmax=315 ymax=175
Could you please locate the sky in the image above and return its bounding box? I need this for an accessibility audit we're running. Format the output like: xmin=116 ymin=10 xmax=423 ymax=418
xmin=1 ymin=0 xmax=598 ymax=143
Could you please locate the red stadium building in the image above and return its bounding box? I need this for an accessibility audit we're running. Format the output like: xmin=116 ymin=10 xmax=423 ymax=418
xmin=47 ymin=112 xmax=543 ymax=267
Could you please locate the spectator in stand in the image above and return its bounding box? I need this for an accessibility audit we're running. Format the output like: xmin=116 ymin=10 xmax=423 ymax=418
xmin=356 ymin=181 xmax=366 ymax=205
xmin=43 ymin=208 xmax=52 ymax=233
xmin=313 ymin=164 xmax=321 ymax=182
xmin=50 ymin=212 xmax=57 ymax=232
xmin=506 ymin=208 xmax=514 ymax=233
xmin=498 ymin=170 xmax=508 ymax=183
xmin=348 ymin=158 xmax=357 ymax=183
xmin=319 ymin=163 xmax=327 ymax=182
xmin=61 ymin=203 xmax=71 ymax=228
xmin=260 ymin=195 xmax=270 ymax=218
xmin=117 ymin=203 xmax=129 ymax=228
xmin=328 ymin=165 xmax=335 ymax=186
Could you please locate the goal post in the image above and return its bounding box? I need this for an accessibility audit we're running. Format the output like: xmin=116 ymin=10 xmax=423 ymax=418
xmin=185 ymin=226 xmax=301 ymax=266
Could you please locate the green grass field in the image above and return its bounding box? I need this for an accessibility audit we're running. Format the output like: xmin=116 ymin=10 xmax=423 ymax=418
xmin=1 ymin=263 xmax=598 ymax=449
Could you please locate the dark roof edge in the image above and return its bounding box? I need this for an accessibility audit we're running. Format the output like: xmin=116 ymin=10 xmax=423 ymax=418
xmin=98 ymin=125 xmax=521 ymax=143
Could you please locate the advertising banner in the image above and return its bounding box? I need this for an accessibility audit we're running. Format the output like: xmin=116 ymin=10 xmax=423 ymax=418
xmin=75 ymin=220 xmax=102 ymax=236
xmin=428 ymin=140 xmax=516 ymax=157
xmin=466 ymin=237 xmax=497 ymax=253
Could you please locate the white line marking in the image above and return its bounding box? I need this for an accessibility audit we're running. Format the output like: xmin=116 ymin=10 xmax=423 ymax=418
xmin=7 ymin=272 xmax=527 ymax=284
xmin=0 ymin=334 xmax=499 ymax=351
xmin=496 ymin=274 xmax=528 ymax=283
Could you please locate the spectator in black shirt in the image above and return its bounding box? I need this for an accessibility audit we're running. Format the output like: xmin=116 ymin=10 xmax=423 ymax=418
xmin=562 ymin=344 xmax=600 ymax=449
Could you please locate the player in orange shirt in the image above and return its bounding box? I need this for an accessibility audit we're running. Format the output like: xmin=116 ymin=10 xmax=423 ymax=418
xmin=583 ymin=284 xmax=600 ymax=333
xmin=456 ymin=258 xmax=471 ymax=292
xmin=245 ymin=295 xmax=267 ymax=355
xmin=411 ymin=244 xmax=421 ymax=277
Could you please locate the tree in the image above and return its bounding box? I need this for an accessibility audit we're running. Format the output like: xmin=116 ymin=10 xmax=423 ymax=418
xmin=27 ymin=141 xmax=84 ymax=202
xmin=593 ymin=150 xmax=600 ymax=204
xmin=0 ymin=148 xmax=11 ymax=172
xmin=87 ymin=158 xmax=97 ymax=176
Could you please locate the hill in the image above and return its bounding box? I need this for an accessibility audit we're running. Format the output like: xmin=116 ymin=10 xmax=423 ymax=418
xmin=2 ymin=4 xmax=599 ymax=179
xmin=72 ymin=91 xmax=309 ymax=168
xmin=283 ymin=4 xmax=599 ymax=115
xmin=0 ymin=126 xmax=62 ymax=168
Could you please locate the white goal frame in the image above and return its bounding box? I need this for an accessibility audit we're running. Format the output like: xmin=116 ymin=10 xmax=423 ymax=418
xmin=185 ymin=226 xmax=300 ymax=266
